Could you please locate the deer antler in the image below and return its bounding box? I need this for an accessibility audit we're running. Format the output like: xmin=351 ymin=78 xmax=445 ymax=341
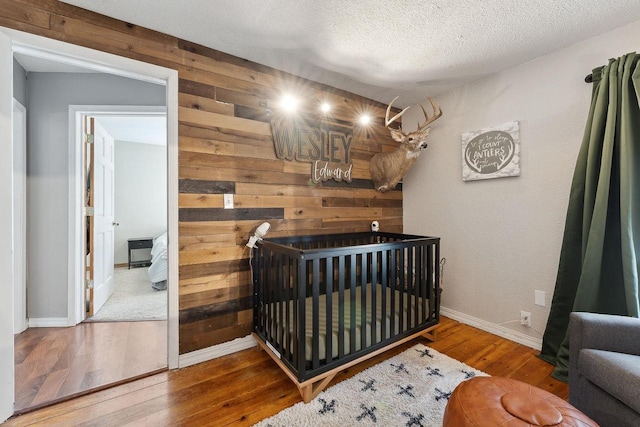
xmin=385 ymin=96 xmax=411 ymax=130
xmin=416 ymin=97 xmax=442 ymax=132
xmin=385 ymin=97 xmax=442 ymax=132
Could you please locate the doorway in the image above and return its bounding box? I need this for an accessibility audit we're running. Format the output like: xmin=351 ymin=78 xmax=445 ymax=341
xmin=2 ymin=28 xmax=179 ymax=421
xmin=80 ymin=110 xmax=168 ymax=323
xmin=13 ymin=60 xmax=169 ymax=414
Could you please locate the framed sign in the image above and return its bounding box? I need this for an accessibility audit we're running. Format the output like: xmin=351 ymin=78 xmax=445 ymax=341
xmin=461 ymin=121 xmax=520 ymax=181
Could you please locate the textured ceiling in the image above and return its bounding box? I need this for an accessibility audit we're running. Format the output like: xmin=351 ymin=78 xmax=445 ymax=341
xmin=60 ymin=0 xmax=640 ymax=106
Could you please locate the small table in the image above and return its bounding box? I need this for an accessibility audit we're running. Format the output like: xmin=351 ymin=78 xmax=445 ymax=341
xmin=127 ymin=237 xmax=154 ymax=269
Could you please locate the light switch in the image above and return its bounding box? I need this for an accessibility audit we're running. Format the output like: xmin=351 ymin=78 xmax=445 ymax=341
xmin=535 ymin=290 xmax=546 ymax=306
xmin=223 ymin=194 xmax=234 ymax=209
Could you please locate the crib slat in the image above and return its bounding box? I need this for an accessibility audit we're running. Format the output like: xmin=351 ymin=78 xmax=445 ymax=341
xmin=292 ymin=256 xmax=298 ymax=365
xmin=284 ymin=256 xmax=291 ymax=361
xmin=399 ymin=248 xmax=405 ymax=333
xmin=415 ymin=245 xmax=420 ymax=300
xmin=425 ymin=244 xmax=432 ymax=322
xmin=380 ymin=249 xmax=387 ymax=340
xmin=371 ymin=250 xmax=378 ymax=346
xmin=405 ymin=247 xmax=411 ymax=329
xmin=338 ymin=256 xmax=345 ymax=359
xmin=325 ymin=256 xmax=333 ymax=364
xmin=389 ymin=248 xmax=396 ymax=336
xmin=297 ymin=257 xmax=307 ymax=380
xmin=252 ymin=246 xmax=261 ymax=339
xmin=275 ymin=254 xmax=283 ymax=353
xmin=312 ymin=259 xmax=320 ymax=370
xmin=360 ymin=253 xmax=367 ymax=351
xmin=420 ymin=246 xmax=424 ymax=320
xmin=265 ymin=250 xmax=273 ymax=343
xmin=349 ymin=254 xmax=357 ymax=355
xmin=434 ymin=242 xmax=441 ymax=319
xmin=413 ymin=246 xmax=419 ymax=328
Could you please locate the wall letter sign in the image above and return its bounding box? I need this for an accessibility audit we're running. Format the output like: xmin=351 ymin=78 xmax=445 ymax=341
xmin=270 ymin=117 xmax=353 ymax=183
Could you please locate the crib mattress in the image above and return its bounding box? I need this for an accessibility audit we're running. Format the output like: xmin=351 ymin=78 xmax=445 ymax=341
xmin=264 ymin=283 xmax=428 ymax=362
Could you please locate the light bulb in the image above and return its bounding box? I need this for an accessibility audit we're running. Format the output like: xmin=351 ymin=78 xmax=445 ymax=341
xmin=280 ymin=94 xmax=298 ymax=113
xmin=359 ymin=114 xmax=371 ymax=126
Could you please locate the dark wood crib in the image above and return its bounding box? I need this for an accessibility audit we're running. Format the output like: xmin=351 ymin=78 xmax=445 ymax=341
xmin=252 ymin=231 xmax=441 ymax=402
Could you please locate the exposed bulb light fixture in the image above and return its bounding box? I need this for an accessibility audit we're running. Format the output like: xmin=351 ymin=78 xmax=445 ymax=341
xmin=280 ymin=94 xmax=299 ymax=113
xmin=320 ymin=102 xmax=331 ymax=113
xmin=359 ymin=114 xmax=372 ymax=126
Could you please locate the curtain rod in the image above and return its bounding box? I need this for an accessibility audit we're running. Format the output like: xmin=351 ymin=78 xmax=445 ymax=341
xmin=585 ymin=74 xmax=593 ymax=83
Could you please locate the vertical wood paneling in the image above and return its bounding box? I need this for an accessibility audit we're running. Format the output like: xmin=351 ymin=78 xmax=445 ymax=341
xmin=0 ymin=0 xmax=403 ymax=354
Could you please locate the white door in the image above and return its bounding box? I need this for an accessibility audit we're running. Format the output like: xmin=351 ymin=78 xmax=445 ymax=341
xmin=0 ymin=30 xmax=15 ymax=424
xmin=12 ymin=99 xmax=27 ymax=334
xmin=90 ymin=118 xmax=116 ymax=315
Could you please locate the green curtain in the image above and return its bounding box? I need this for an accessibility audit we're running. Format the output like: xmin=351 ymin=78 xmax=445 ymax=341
xmin=539 ymin=53 xmax=640 ymax=382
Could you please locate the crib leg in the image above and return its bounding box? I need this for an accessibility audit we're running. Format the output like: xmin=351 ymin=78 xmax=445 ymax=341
xmin=299 ymin=373 xmax=337 ymax=403
xmin=422 ymin=325 xmax=438 ymax=342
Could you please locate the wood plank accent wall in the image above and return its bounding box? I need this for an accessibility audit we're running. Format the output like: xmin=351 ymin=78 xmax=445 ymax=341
xmin=1 ymin=0 xmax=404 ymax=354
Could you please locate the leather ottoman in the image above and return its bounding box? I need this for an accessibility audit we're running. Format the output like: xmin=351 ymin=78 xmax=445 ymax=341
xmin=443 ymin=377 xmax=598 ymax=426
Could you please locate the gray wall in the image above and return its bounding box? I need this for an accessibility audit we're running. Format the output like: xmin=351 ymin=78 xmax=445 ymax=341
xmin=13 ymin=58 xmax=26 ymax=106
xmin=403 ymin=19 xmax=640 ymax=347
xmin=26 ymin=72 xmax=165 ymax=319
xmin=114 ymin=140 xmax=167 ymax=265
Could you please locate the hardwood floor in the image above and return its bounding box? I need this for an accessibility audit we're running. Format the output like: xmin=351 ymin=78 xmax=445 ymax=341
xmin=6 ymin=317 xmax=568 ymax=426
xmin=14 ymin=321 xmax=167 ymax=414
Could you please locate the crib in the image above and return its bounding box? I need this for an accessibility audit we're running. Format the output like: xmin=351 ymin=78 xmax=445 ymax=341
xmin=252 ymin=231 xmax=441 ymax=402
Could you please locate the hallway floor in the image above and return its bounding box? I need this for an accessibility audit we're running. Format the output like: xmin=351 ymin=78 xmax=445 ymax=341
xmin=14 ymin=320 xmax=167 ymax=414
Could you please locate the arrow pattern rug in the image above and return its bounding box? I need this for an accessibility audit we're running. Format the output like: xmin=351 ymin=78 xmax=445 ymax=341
xmin=255 ymin=343 xmax=488 ymax=426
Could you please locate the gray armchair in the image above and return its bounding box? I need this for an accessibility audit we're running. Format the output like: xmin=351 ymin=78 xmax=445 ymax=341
xmin=569 ymin=312 xmax=640 ymax=427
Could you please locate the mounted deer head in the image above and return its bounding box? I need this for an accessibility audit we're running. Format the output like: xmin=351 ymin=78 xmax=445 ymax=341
xmin=369 ymin=97 xmax=442 ymax=192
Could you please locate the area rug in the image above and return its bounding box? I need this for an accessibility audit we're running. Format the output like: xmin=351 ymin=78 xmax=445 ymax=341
xmin=255 ymin=344 xmax=488 ymax=426
xmin=87 ymin=267 xmax=167 ymax=322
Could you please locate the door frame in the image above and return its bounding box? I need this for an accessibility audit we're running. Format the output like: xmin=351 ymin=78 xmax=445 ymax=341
xmin=70 ymin=106 xmax=167 ymax=323
xmin=12 ymin=98 xmax=27 ymax=334
xmin=0 ymin=29 xmax=14 ymax=423
xmin=4 ymin=28 xmax=180 ymax=371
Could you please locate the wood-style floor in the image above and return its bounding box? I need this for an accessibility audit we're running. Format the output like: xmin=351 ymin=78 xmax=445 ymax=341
xmin=6 ymin=317 xmax=568 ymax=426
xmin=14 ymin=321 xmax=167 ymax=414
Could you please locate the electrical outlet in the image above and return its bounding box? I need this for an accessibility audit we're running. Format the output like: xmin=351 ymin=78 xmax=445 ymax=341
xmin=520 ymin=310 xmax=531 ymax=327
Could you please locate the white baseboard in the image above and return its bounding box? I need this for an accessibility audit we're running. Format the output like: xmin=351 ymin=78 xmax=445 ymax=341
xmin=27 ymin=317 xmax=73 ymax=328
xmin=440 ymin=306 xmax=543 ymax=350
xmin=178 ymin=334 xmax=257 ymax=368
